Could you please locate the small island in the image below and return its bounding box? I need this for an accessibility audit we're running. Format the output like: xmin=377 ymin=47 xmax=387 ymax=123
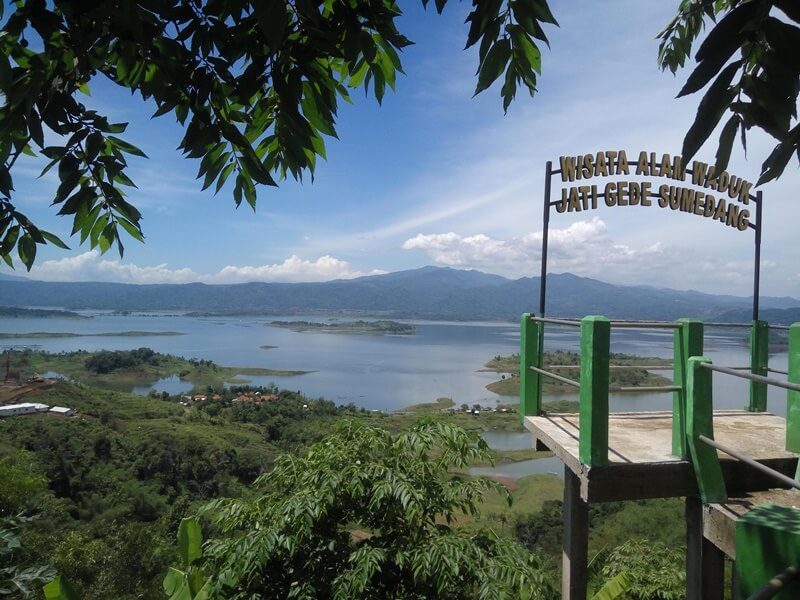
xmin=11 ymin=348 xmax=312 ymax=392
xmin=0 ymin=331 xmax=184 ymax=339
xmin=0 ymin=306 xmax=90 ymax=319
xmin=483 ymin=351 xmax=672 ymax=396
xmin=265 ymin=320 xmax=415 ymax=335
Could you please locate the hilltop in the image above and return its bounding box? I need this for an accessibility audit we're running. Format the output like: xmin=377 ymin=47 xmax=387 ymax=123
xmin=0 ymin=266 xmax=796 ymax=323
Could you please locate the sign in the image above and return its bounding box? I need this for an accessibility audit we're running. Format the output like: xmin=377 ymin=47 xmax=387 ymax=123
xmin=538 ymin=151 xmax=763 ymax=320
xmin=554 ymin=150 xmax=755 ymax=232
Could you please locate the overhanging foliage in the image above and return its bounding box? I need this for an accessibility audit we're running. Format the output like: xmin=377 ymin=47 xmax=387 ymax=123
xmin=0 ymin=0 xmax=557 ymax=269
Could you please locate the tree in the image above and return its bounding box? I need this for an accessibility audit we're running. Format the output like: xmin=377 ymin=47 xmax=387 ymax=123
xmin=599 ymin=540 xmax=684 ymax=600
xmin=189 ymin=420 xmax=554 ymax=598
xmin=2 ymin=0 xmax=797 ymax=270
xmin=658 ymin=0 xmax=800 ymax=183
xmin=0 ymin=0 xmax=556 ymax=269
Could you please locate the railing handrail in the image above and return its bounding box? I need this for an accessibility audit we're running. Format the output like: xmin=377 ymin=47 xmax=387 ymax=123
xmin=699 ymin=362 xmax=800 ymax=394
xmin=519 ymin=315 xmax=799 ymax=471
xmin=608 ymin=320 xmax=682 ymax=329
xmin=705 ymin=322 xmax=791 ymax=330
xmin=545 ymin=364 xmax=674 ymax=369
xmin=697 ymin=434 xmax=800 ymax=492
xmin=609 ymin=385 xmax=680 ymax=393
xmin=528 ymin=365 xmax=580 ymax=388
xmin=528 ymin=316 xmax=582 ymax=327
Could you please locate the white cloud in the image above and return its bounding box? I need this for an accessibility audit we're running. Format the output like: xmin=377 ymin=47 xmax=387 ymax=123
xmin=403 ymin=217 xmax=631 ymax=274
xmin=212 ymin=255 xmax=383 ymax=284
xmin=402 ymin=231 xmax=527 ymax=267
xmin=23 ymin=251 xmax=381 ymax=284
xmin=402 ymin=217 xmax=760 ymax=291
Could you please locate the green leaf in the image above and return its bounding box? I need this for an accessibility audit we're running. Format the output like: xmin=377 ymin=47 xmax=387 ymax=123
xmin=107 ymin=136 xmax=148 ymax=158
xmin=677 ymin=1 xmax=760 ymax=98
xmin=1 ymin=225 xmax=21 ymax=256
xmin=215 ymin=162 xmax=236 ymax=194
xmin=681 ymin=59 xmax=741 ymax=162
xmin=348 ymin=61 xmax=370 ymax=89
xmin=17 ymin=233 xmax=36 ymax=271
xmin=85 ymin=133 xmax=103 ymax=163
xmin=529 ymin=0 xmax=558 ymax=26
xmin=714 ymin=115 xmax=739 ymax=173
xmin=43 ymin=576 xmax=80 ymax=600
xmin=509 ymin=25 xmax=541 ymax=75
xmin=253 ymin=1 xmax=290 ymax=50
xmin=40 ymin=230 xmax=69 ymax=250
xmin=590 ymin=572 xmax=631 ymax=600
xmin=695 ymin=1 xmax=760 ymax=63
xmin=757 ymin=125 xmax=800 ymax=185
xmin=163 ymin=568 xmax=193 ymax=600
xmin=117 ymin=216 xmax=144 ymax=242
xmin=475 ymin=38 xmax=511 ymax=96
xmin=178 ymin=517 xmax=203 ymax=567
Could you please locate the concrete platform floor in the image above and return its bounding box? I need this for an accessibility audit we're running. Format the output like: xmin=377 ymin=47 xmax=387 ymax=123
xmin=525 ymin=411 xmax=797 ymax=502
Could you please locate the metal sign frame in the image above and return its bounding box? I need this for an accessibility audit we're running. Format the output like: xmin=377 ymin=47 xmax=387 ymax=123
xmin=538 ymin=158 xmax=763 ymax=321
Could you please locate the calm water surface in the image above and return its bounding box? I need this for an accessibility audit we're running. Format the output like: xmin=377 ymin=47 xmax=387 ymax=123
xmin=0 ymin=313 xmax=788 ymax=416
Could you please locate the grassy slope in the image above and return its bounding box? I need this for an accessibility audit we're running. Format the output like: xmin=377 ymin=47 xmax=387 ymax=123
xmin=2 ymin=373 xmax=685 ymax=596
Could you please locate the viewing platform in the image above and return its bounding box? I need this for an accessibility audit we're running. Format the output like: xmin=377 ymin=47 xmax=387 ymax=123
xmin=525 ymin=410 xmax=797 ymax=502
xmin=518 ymin=314 xmax=800 ymax=599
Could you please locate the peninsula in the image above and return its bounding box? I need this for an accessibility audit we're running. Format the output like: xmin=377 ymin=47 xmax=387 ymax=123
xmin=483 ymin=351 xmax=672 ymax=395
xmin=13 ymin=348 xmax=311 ymax=392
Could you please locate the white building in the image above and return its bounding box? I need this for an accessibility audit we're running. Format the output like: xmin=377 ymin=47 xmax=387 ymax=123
xmin=49 ymin=406 xmax=74 ymax=417
xmin=0 ymin=403 xmax=49 ymax=418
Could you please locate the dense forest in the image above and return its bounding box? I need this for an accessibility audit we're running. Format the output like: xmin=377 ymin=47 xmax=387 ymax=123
xmin=0 ymin=352 xmax=690 ymax=598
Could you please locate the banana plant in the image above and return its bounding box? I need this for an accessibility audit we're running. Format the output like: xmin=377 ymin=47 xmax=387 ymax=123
xmin=42 ymin=576 xmax=79 ymax=600
xmin=591 ymin=572 xmax=632 ymax=600
xmin=587 ymin=546 xmax=632 ymax=600
xmin=163 ymin=517 xmax=211 ymax=600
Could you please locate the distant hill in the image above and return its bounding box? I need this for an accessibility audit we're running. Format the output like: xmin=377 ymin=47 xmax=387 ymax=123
xmin=0 ymin=266 xmax=796 ymax=323
xmin=0 ymin=272 xmax=29 ymax=282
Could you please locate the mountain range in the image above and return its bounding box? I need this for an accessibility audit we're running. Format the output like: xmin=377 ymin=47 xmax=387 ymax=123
xmin=0 ymin=266 xmax=797 ymax=323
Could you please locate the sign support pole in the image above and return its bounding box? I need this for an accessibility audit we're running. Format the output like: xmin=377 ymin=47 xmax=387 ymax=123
xmin=539 ymin=160 xmax=552 ymax=316
xmin=753 ymin=191 xmax=763 ymax=322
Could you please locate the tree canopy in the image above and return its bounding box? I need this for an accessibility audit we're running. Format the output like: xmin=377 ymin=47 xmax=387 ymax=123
xmin=658 ymin=0 xmax=800 ymax=182
xmin=0 ymin=0 xmax=797 ymax=270
xmin=191 ymin=420 xmax=553 ymax=599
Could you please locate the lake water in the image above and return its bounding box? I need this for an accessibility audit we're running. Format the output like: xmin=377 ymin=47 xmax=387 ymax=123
xmin=0 ymin=313 xmax=790 ymax=416
xmin=469 ymin=456 xmax=564 ymax=479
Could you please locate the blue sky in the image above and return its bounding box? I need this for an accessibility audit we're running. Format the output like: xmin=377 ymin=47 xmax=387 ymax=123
xmin=3 ymin=1 xmax=800 ymax=297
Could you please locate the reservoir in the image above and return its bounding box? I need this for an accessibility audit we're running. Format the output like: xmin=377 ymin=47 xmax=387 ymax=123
xmin=0 ymin=312 xmax=788 ymax=414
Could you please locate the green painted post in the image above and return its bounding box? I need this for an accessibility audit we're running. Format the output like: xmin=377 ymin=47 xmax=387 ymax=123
xmin=686 ymin=356 xmax=726 ymax=503
xmin=787 ymin=324 xmax=800 ymax=453
xmin=735 ymin=503 xmax=800 ymax=600
xmin=519 ymin=313 xmax=542 ymax=421
xmin=579 ymin=316 xmax=610 ymax=467
xmin=749 ymin=319 xmax=769 ymax=412
xmin=673 ymin=319 xmax=704 ymax=459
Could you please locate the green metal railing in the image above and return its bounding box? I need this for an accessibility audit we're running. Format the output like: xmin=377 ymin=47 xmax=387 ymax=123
xmin=519 ymin=314 xmax=797 ymax=469
xmin=685 ymin=327 xmax=800 ymax=504
xmin=519 ymin=314 xmax=800 ymax=599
